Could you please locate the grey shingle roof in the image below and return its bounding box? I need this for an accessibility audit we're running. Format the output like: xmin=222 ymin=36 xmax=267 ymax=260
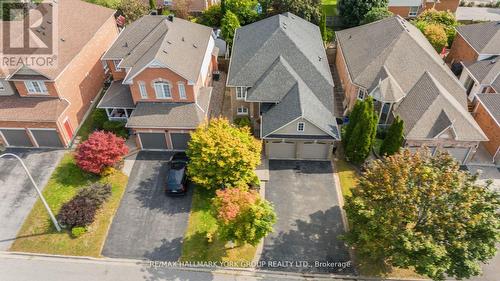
xmin=456 ymin=21 xmax=500 ymax=54
xmin=337 ymin=16 xmax=486 ymax=141
xmin=477 ymin=94 xmax=500 ymax=124
xmin=464 ymin=58 xmax=500 ymax=88
xmin=97 ymin=80 xmax=135 ymax=109
xmin=492 ymin=75 xmax=500 ymax=93
xmin=103 ymin=16 xmax=214 ymax=83
xmin=227 ymin=13 xmax=338 ymax=139
xmin=394 ymin=72 xmax=487 ymax=141
xmin=336 ymin=16 xmax=466 ymax=108
xmin=126 ymin=88 xmax=211 ymax=128
xmin=370 ymin=70 xmax=405 ymax=103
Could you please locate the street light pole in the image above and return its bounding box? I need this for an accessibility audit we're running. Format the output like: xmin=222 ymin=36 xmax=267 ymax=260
xmin=0 ymin=153 xmax=62 ymax=232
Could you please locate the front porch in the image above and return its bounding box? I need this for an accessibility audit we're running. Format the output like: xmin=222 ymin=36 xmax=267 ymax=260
xmin=97 ymin=80 xmax=136 ymax=121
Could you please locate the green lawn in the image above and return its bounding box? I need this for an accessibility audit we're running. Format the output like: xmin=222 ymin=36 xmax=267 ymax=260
xmin=335 ymin=159 xmax=358 ymax=197
xmin=322 ymin=0 xmax=338 ymax=17
xmin=84 ymin=0 xmax=120 ymax=8
xmin=181 ymin=187 xmax=256 ymax=266
xmin=10 ymin=153 xmax=128 ymax=257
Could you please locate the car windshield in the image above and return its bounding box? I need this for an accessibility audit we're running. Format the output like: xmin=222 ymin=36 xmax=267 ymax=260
xmin=167 ymin=166 xmax=185 ymax=186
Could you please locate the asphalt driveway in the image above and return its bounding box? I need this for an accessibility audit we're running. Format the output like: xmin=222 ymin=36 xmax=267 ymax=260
xmin=102 ymin=151 xmax=193 ymax=261
xmin=259 ymin=160 xmax=352 ymax=274
xmin=0 ymin=148 xmax=64 ymax=250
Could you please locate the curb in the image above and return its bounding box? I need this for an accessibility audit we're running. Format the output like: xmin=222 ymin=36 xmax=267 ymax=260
xmin=0 ymin=251 xmax=430 ymax=281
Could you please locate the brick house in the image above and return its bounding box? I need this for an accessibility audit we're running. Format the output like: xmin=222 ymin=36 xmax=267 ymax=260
xmin=335 ymin=16 xmax=487 ymax=164
xmin=99 ymin=15 xmax=218 ymax=150
xmin=388 ymin=0 xmax=460 ymax=18
xmin=473 ymin=94 xmax=500 ymax=163
xmin=227 ymin=13 xmax=339 ymax=161
xmin=0 ymin=0 xmax=118 ymax=148
xmin=446 ymin=22 xmax=500 ymax=101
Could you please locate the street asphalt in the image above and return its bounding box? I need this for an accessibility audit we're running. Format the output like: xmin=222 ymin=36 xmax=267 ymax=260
xmin=102 ymin=151 xmax=193 ymax=261
xmin=0 ymin=148 xmax=64 ymax=250
xmin=258 ymin=160 xmax=353 ymax=274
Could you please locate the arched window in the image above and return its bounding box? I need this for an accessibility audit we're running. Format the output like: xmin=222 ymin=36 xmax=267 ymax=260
xmin=153 ymin=81 xmax=171 ymax=99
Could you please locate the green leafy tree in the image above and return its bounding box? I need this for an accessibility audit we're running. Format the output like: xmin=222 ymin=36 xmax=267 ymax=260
xmin=186 ymin=118 xmax=261 ymax=189
xmin=343 ymin=149 xmax=500 ymax=280
xmin=338 ymin=0 xmax=388 ymax=27
xmin=422 ymin=23 xmax=448 ymax=52
xmin=213 ymin=187 xmax=276 ymax=245
xmin=269 ymin=0 xmax=322 ymax=24
xmin=361 ymin=6 xmax=393 ymax=24
xmin=226 ymin=0 xmax=259 ymax=25
xmin=118 ymin=0 xmax=149 ymax=24
xmin=221 ymin=10 xmax=240 ymax=48
xmin=197 ymin=4 xmax=222 ymax=27
xmin=415 ymin=8 xmax=458 ymax=46
xmin=343 ymin=97 xmax=377 ymax=164
xmin=379 ymin=116 xmax=404 ymax=156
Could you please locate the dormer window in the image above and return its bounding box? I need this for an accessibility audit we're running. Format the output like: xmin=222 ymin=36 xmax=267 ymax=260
xmin=236 ymin=87 xmax=247 ymax=100
xmin=357 ymin=88 xmax=367 ymax=100
xmin=113 ymin=60 xmax=122 ymax=71
xmin=154 ymin=81 xmax=171 ymax=99
xmin=297 ymin=122 xmax=305 ymax=132
xmin=24 ymin=80 xmax=48 ymax=94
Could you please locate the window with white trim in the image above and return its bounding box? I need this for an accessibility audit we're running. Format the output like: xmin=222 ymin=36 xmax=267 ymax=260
xmin=236 ymin=87 xmax=247 ymax=100
xmin=178 ymin=83 xmax=187 ymax=99
xmin=409 ymin=6 xmax=419 ymax=17
xmin=153 ymin=81 xmax=172 ymax=99
xmin=24 ymin=80 xmax=48 ymax=94
xmin=357 ymin=88 xmax=367 ymax=100
xmin=0 ymin=81 xmax=4 ymax=91
xmin=237 ymin=106 xmax=248 ymax=115
xmin=297 ymin=122 xmax=305 ymax=132
xmin=113 ymin=60 xmax=122 ymax=71
xmin=139 ymin=81 xmax=148 ymax=99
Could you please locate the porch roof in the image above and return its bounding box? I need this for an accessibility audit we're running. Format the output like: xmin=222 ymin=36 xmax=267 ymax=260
xmin=97 ymin=80 xmax=135 ymax=109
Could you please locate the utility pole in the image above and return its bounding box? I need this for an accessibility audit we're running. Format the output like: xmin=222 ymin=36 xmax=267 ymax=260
xmin=0 ymin=153 xmax=61 ymax=232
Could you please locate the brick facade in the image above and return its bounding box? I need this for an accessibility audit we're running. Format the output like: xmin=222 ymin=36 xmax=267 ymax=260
xmin=335 ymin=41 xmax=359 ymax=112
xmin=424 ymin=0 xmax=460 ymax=13
xmin=474 ymin=101 xmax=500 ymax=157
xmin=1 ymin=15 xmax=119 ymax=148
xmin=446 ymin=33 xmax=479 ymax=64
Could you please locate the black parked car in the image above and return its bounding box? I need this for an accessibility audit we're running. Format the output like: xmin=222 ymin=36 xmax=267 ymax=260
xmin=165 ymin=153 xmax=189 ymax=196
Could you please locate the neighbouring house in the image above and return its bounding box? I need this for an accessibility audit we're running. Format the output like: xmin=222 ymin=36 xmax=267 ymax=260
xmin=145 ymin=0 xmax=219 ymax=13
xmin=99 ymin=15 xmax=218 ymax=151
xmin=335 ymin=16 xmax=487 ymax=164
xmin=446 ymin=21 xmax=500 ymax=101
xmin=0 ymin=0 xmax=118 ymax=148
xmin=388 ymin=0 xmax=460 ymax=18
xmin=473 ymin=94 xmax=500 ymax=164
xmin=226 ymin=13 xmax=340 ymax=161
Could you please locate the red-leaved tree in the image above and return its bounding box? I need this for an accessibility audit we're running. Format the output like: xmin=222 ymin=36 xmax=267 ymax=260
xmin=75 ymin=131 xmax=128 ymax=174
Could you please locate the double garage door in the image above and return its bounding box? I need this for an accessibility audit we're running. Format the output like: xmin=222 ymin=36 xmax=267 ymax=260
xmin=408 ymin=146 xmax=470 ymax=164
xmin=266 ymin=140 xmax=332 ymax=160
xmin=0 ymin=129 xmax=63 ymax=148
xmin=138 ymin=132 xmax=191 ymax=151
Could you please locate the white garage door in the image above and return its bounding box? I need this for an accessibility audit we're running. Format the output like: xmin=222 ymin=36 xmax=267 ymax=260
xmin=267 ymin=141 xmax=296 ymax=159
xmin=138 ymin=133 xmax=167 ymax=150
xmin=301 ymin=142 xmax=331 ymax=160
xmin=444 ymin=147 xmax=470 ymax=164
